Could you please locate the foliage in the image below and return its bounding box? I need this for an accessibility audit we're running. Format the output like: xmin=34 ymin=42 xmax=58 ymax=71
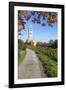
xmin=36 ymin=40 xmax=57 ymax=48
xmin=37 ymin=53 xmax=57 ymax=77
xmin=36 ymin=42 xmax=44 ymax=47
xmin=18 ymin=39 xmax=26 ymax=64
xmin=18 ymin=11 xmax=57 ymax=34
xmin=18 ymin=39 xmax=57 ymax=76
xmin=18 ymin=50 xmax=26 ymax=65
xmin=48 ymin=40 xmax=57 ymax=48
xmin=18 ymin=39 xmax=26 ymax=50
xmin=28 ymin=45 xmax=57 ymax=77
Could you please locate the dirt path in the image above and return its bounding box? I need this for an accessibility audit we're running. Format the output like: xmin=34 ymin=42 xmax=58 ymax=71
xmin=18 ymin=48 xmax=47 ymax=79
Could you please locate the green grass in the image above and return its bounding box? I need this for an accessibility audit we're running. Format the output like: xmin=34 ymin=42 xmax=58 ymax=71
xmin=27 ymin=45 xmax=57 ymax=77
xmin=18 ymin=50 xmax=26 ymax=65
xmin=37 ymin=53 xmax=57 ymax=77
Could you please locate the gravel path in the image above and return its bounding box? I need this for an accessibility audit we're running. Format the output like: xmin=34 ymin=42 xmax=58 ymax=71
xmin=18 ymin=48 xmax=47 ymax=79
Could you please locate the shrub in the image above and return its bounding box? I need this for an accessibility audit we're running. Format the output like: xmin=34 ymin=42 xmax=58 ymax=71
xmin=37 ymin=53 xmax=57 ymax=77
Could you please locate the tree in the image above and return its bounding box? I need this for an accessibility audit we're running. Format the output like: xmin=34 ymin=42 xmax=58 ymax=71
xmin=25 ymin=39 xmax=28 ymax=44
xmin=53 ymin=40 xmax=57 ymax=48
xmin=18 ymin=11 xmax=57 ymax=35
xmin=36 ymin=42 xmax=44 ymax=47
xmin=18 ymin=39 xmax=26 ymax=50
xmin=48 ymin=40 xmax=57 ymax=48
xmin=49 ymin=40 xmax=54 ymax=44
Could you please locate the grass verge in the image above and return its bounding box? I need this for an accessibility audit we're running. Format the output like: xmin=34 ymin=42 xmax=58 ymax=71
xmin=18 ymin=50 xmax=26 ymax=65
xmin=37 ymin=53 xmax=57 ymax=77
xmin=27 ymin=45 xmax=57 ymax=77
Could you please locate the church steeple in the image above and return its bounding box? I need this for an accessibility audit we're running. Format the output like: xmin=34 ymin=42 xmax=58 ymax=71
xmin=28 ymin=25 xmax=37 ymax=46
xmin=28 ymin=25 xmax=33 ymax=42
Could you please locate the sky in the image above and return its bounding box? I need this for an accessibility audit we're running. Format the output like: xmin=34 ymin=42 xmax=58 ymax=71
xmin=18 ymin=11 xmax=58 ymax=43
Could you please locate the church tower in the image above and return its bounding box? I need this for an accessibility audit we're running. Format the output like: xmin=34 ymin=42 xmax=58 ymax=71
xmin=28 ymin=25 xmax=37 ymax=46
xmin=28 ymin=25 xmax=33 ymax=42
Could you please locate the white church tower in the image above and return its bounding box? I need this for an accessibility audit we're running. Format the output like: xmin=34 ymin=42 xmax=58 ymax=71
xmin=28 ymin=25 xmax=33 ymax=42
xmin=28 ymin=25 xmax=37 ymax=46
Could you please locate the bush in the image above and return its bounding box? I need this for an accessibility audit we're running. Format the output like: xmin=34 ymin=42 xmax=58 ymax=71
xmin=37 ymin=53 xmax=57 ymax=77
xmin=18 ymin=39 xmax=26 ymax=50
xmin=18 ymin=39 xmax=26 ymax=65
xmin=28 ymin=45 xmax=57 ymax=77
xmin=18 ymin=50 xmax=26 ymax=65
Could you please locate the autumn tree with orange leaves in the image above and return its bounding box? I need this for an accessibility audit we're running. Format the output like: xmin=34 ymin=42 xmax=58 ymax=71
xmin=18 ymin=11 xmax=57 ymax=35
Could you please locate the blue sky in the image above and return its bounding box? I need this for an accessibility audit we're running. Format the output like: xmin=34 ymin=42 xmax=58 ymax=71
xmin=18 ymin=11 xmax=58 ymax=43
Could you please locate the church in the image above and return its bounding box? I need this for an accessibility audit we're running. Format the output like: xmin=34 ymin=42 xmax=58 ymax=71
xmin=27 ymin=25 xmax=37 ymax=46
